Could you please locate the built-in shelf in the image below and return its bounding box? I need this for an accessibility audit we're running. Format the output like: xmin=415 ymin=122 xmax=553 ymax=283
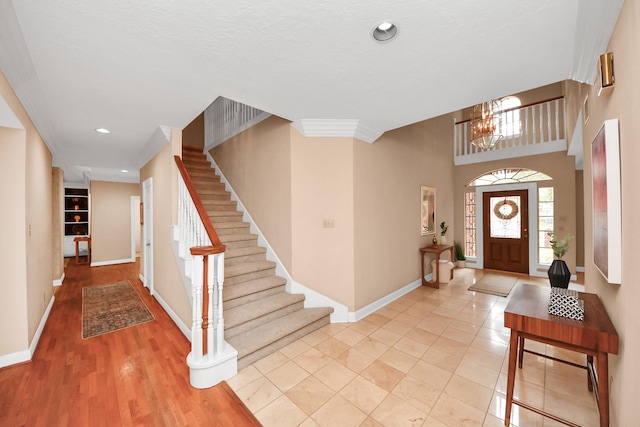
xmin=64 ymin=187 xmax=89 ymax=236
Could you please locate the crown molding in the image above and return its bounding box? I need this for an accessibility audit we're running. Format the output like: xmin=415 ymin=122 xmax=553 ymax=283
xmin=291 ymin=119 xmax=383 ymax=144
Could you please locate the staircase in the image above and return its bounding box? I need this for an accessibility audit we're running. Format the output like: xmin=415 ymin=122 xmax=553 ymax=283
xmin=181 ymin=145 xmax=333 ymax=369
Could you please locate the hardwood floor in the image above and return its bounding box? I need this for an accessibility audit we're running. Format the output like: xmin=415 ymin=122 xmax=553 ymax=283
xmin=0 ymin=259 xmax=261 ymax=427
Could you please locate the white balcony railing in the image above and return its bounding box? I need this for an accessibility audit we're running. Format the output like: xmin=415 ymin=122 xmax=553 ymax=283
xmin=454 ymin=97 xmax=566 ymax=165
xmin=204 ymin=97 xmax=271 ymax=150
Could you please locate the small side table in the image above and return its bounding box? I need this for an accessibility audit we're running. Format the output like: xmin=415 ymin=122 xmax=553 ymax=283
xmin=74 ymin=236 xmax=91 ymax=264
xmin=420 ymin=244 xmax=454 ymax=288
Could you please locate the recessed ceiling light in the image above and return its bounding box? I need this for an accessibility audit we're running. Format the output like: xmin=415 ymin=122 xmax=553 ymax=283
xmin=121 ymin=169 xmax=128 ymax=173
xmin=95 ymin=128 xmax=110 ymax=134
xmin=372 ymin=22 xmax=398 ymax=42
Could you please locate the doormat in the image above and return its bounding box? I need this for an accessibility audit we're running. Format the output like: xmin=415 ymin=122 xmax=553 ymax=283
xmin=468 ymin=273 xmax=518 ymax=297
xmin=82 ymin=280 xmax=154 ymax=339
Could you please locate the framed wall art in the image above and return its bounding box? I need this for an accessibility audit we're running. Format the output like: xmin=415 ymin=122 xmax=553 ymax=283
xmin=421 ymin=186 xmax=436 ymax=236
xmin=591 ymin=118 xmax=621 ymax=284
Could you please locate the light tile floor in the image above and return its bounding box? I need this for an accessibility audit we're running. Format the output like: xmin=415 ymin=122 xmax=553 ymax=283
xmin=227 ymin=269 xmax=599 ymax=427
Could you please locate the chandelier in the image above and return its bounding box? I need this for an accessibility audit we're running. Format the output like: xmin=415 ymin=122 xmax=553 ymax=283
xmin=470 ymin=99 xmax=504 ymax=150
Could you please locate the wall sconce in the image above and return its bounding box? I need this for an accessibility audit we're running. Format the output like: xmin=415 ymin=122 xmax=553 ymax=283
xmin=598 ymin=52 xmax=614 ymax=96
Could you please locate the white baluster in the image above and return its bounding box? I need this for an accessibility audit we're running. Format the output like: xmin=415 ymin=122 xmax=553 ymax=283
xmin=206 ymin=253 xmax=215 ymax=357
xmin=547 ymin=101 xmax=552 ymax=142
xmin=215 ymin=253 xmax=225 ymax=357
xmin=191 ymin=254 xmax=204 ymax=360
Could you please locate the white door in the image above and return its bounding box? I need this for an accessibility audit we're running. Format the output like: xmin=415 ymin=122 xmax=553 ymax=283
xmin=142 ymin=178 xmax=154 ymax=295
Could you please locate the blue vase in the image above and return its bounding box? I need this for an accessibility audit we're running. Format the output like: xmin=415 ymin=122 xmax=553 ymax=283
xmin=548 ymin=259 xmax=571 ymax=288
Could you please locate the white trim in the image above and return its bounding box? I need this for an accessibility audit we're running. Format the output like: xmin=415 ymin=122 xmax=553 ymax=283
xmin=0 ymin=295 xmax=55 ymax=368
xmin=142 ymin=177 xmax=154 ymax=295
xmin=53 ymin=272 xmax=65 ymax=286
xmin=206 ymin=152 xmax=350 ymax=322
xmin=139 ymin=273 xmax=145 ymax=284
xmin=291 ymin=119 xmax=383 ymax=144
xmin=131 ymin=196 xmax=141 ymax=260
xmin=348 ymin=279 xmax=424 ymax=323
xmin=455 ymin=139 xmax=567 ymax=166
xmin=576 ymin=266 xmax=585 ymax=273
xmin=152 ymin=290 xmax=192 ymax=341
xmin=90 ymin=257 xmax=135 ymax=267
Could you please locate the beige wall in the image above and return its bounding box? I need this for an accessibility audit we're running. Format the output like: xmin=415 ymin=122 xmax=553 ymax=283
xmin=140 ymin=131 xmax=192 ymax=327
xmin=211 ymin=116 xmax=293 ymax=271
xmin=0 ymin=127 xmax=29 ymax=355
xmin=90 ymin=180 xmax=140 ymax=263
xmin=0 ymin=70 xmax=53 ymax=356
xmin=290 ymin=132 xmax=356 ymax=309
xmin=453 ymin=151 xmax=577 ymax=273
xmin=183 ymin=112 xmax=204 ymax=148
xmin=354 ymin=113 xmax=455 ymax=309
xmin=568 ymin=1 xmax=640 ymax=423
xmin=211 ymin=113 xmax=456 ymax=311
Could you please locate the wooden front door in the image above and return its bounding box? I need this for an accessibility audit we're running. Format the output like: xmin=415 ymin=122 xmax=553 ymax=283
xmin=483 ymin=190 xmax=529 ymax=273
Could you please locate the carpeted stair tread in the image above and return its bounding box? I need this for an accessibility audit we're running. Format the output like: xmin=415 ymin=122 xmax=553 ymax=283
xmin=225 ymin=260 xmax=276 ymax=279
xmin=208 ymin=209 xmax=243 ymax=217
xmin=225 ymin=292 xmax=303 ymax=327
xmin=218 ymin=233 xmax=258 ymax=243
xmin=227 ymin=307 xmax=334 ymax=361
xmin=201 ymin=199 xmax=236 ymax=206
xmin=199 ymin=189 xmax=230 ymax=196
xmin=224 ymin=276 xmax=286 ymax=302
xmin=224 ymin=245 xmax=266 ymax=266
xmin=183 ymin=161 xmax=212 ymax=170
xmin=225 ymin=246 xmax=266 ymax=259
xmin=213 ymin=221 xmax=249 ymax=231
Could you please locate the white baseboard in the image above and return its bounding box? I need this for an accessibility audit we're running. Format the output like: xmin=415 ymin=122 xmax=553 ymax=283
xmin=90 ymin=257 xmax=135 ymax=267
xmin=0 ymin=295 xmax=55 ymax=369
xmin=53 ymin=273 xmax=65 ymax=287
xmin=139 ymin=273 xmax=145 ymax=284
xmin=152 ymin=290 xmax=192 ymax=341
xmin=576 ymin=266 xmax=585 ymax=273
xmin=348 ymin=278 xmax=425 ymax=323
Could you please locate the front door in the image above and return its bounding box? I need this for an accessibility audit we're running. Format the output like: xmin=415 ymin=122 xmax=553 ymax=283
xmin=483 ymin=190 xmax=529 ymax=273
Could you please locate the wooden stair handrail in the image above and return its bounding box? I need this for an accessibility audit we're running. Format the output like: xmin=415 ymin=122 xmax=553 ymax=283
xmin=174 ymin=155 xmax=225 ymax=255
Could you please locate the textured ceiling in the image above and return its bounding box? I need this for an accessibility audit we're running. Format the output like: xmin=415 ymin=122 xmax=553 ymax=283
xmin=0 ymin=0 xmax=623 ymax=183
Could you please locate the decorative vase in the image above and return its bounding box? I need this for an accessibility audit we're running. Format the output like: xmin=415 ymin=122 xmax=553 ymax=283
xmin=432 ymin=236 xmax=438 ymax=245
xmin=548 ymin=259 xmax=571 ymax=288
xmin=440 ymin=236 xmax=448 ymax=246
xmin=457 ymin=260 xmax=466 ymax=268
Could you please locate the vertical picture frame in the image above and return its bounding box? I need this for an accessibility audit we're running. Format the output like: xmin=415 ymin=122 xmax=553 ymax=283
xmin=421 ymin=186 xmax=436 ymax=236
xmin=592 ymin=119 xmax=621 ymax=284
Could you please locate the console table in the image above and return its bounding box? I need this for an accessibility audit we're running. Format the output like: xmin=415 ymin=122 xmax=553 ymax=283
xmin=419 ymin=244 xmax=454 ymax=288
xmin=504 ymin=283 xmax=618 ymax=427
xmin=74 ymin=236 xmax=91 ymax=265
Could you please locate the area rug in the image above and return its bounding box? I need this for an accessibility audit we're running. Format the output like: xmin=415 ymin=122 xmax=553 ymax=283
xmin=82 ymin=280 xmax=154 ymax=339
xmin=468 ymin=273 xmax=518 ymax=297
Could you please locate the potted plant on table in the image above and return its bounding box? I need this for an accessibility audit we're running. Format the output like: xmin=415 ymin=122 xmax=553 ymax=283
xmin=439 ymin=221 xmax=449 ymax=245
xmin=454 ymin=241 xmax=466 ymax=268
xmin=547 ymin=231 xmax=574 ymax=288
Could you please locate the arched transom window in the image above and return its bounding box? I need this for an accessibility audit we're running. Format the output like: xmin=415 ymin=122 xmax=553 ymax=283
xmin=466 ymin=168 xmax=552 ymax=187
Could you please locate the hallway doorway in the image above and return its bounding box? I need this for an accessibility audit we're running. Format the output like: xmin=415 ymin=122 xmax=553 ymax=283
xmin=142 ymin=177 xmax=154 ymax=295
xmin=482 ymin=189 xmax=529 ymax=274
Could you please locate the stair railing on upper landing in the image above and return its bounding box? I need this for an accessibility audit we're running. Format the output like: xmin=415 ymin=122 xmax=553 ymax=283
xmin=454 ymin=96 xmax=566 ymax=165
xmin=174 ymin=155 xmax=227 ymax=376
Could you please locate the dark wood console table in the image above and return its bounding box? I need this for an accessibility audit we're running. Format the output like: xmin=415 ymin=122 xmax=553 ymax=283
xmin=504 ymin=283 xmax=618 ymax=427
xmin=419 ymin=244 xmax=454 ymax=288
